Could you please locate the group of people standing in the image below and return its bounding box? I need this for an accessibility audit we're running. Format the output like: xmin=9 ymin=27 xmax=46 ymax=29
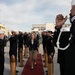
xmin=0 ymin=0 xmax=75 ymax=75
xmin=54 ymin=0 xmax=75 ymax=75
xmin=42 ymin=30 xmax=55 ymax=63
xmin=0 ymin=30 xmax=40 ymax=75
xmin=42 ymin=0 xmax=75 ymax=75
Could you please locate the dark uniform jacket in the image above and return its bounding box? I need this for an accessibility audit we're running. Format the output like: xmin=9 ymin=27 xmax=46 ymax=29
xmin=0 ymin=39 xmax=6 ymax=62
xmin=65 ymin=15 xmax=75 ymax=75
xmin=53 ymin=27 xmax=70 ymax=64
xmin=18 ymin=34 xmax=23 ymax=49
xmin=46 ymin=36 xmax=55 ymax=56
xmin=0 ymin=39 xmax=6 ymax=75
xmin=42 ymin=35 xmax=47 ymax=50
xmin=9 ymin=35 xmax=18 ymax=57
xmin=23 ymin=34 xmax=29 ymax=45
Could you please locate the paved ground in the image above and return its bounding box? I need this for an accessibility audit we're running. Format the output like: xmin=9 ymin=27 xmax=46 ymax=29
xmin=4 ymin=42 xmax=60 ymax=75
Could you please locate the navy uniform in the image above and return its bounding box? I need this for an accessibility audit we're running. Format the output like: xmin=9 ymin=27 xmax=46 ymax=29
xmin=9 ymin=31 xmax=18 ymax=66
xmin=18 ymin=32 xmax=23 ymax=62
xmin=46 ymin=31 xmax=55 ymax=57
xmin=36 ymin=33 xmax=40 ymax=45
xmin=9 ymin=31 xmax=19 ymax=74
xmin=0 ymin=31 xmax=6 ymax=75
xmin=23 ymin=32 xmax=28 ymax=46
xmin=9 ymin=35 xmax=18 ymax=60
xmin=23 ymin=32 xmax=29 ymax=57
xmin=42 ymin=32 xmax=47 ymax=52
xmin=18 ymin=32 xmax=23 ymax=50
xmin=53 ymin=26 xmax=70 ymax=75
xmin=64 ymin=1 xmax=75 ymax=74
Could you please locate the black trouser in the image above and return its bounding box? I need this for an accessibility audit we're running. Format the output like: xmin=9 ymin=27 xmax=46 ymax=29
xmin=0 ymin=63 xmax=4 ymax=75
xmin=18 ymin=49 xmax=20 ymax=62
xmin=0 ymin=57 xmax=4 ymax=75
xmin=59 ymin=63 xmax=65 ymax=75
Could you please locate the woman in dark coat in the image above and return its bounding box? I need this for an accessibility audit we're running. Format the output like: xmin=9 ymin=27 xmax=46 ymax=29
xmin=27 ymin=33 xmax=39 ymax=70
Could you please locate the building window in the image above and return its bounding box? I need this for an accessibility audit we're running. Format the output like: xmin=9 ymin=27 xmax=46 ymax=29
xmin=41 ymin=27 xmax=45 ymax=30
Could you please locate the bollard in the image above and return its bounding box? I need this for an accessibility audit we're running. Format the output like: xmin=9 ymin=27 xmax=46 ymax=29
xmin=19 ymin=48 xmax=24 ymax=67
xmin=44 ymin=50 xmax=48 ymax=67
xmin=10 ymin=55 xmax=16 ymax=75
xmin=24 ymin=48 xmax=25 ymax=57
xmin=24 ymin=47 xmax=28 ymax=58
xmin=48 ymin=55 xmax=53 ymax=75
xmin=24 ymin=47 xmax=27 ymax=58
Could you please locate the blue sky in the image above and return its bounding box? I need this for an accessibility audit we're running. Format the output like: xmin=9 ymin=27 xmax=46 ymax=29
xmin=0 ymin=0 xmax=72 ymax=32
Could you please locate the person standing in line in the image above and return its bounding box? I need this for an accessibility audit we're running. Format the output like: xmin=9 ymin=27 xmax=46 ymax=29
xmin=0 ymin=30 xmax=6 ymax=75
xmin=23 ymin=32 xmax=29 ymax=58
xmin=46 ymin=30 xmax=55 ymax=74
xmin=42 ymin=31 xmax=47 ymax=58
xmin=27 ymin=33 xmax=39 ymax=70
xmin=46 ymin=30 xmax=55 ymax=59
xmin=53 ymin=14 xmax=70 ymax=75
xmin=18 ymin=31 xmax=23 ymax=62
xmin=9 ymin=31 xmax=18 ymax=74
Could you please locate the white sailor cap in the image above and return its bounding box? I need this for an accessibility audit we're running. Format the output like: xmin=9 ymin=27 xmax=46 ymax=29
xmin=0 ymin=30 xmax=4 ymax=34
xmin=11 ymin=29 xmax=18 ymax=32
xmin=71 ymin=0 xmax=75 ymax=6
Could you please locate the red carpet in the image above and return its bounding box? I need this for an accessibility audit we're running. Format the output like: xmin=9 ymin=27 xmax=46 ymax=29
xmin=21 ymin=54 xmax=44 ymax=75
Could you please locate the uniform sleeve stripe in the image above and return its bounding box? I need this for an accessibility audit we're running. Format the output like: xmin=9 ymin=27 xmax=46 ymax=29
xmin=71 ymin=16 xmax=75 ymax=22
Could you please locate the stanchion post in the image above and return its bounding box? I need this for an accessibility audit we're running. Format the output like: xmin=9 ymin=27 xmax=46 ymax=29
xmin=19 ymin=48 xmax=24 ymax=67
xmin=48 ymin=55 xmax=53 ymax=75
xmin=24 ymin=46 xmax=28 ymax=58
xmin=44 ymin=49 xmax=48 ymax=67
xmin=10 ymin=55 xmax=16 ymax=75
xmin=24 ymin=48 xmax=25 ymax=57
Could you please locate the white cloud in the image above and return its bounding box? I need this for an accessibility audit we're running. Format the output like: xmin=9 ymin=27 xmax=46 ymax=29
xmin=0 ymin=0 xmax=72 ymax=32
xmin=0 ymin=1 xmax=44 ymax=31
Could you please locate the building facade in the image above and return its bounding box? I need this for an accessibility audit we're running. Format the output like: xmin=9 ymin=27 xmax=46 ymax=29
xmin=32 ymin=23 xmax=55 ymax=33
xmin=0 ymin=23 xmax=9 ymax=36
